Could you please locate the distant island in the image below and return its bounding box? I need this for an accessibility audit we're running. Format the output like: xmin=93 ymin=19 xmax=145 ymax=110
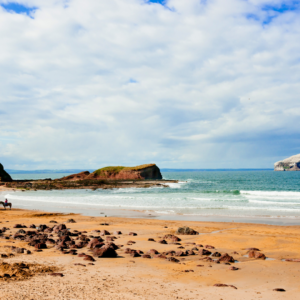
xmin=60 ymin=164 xmax=162 ymax=181
xmin=274 ymin=154 xmax=300 ymax=171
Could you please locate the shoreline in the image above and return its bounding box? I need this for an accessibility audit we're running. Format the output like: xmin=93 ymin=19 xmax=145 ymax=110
xmin=2 ymin=188 xmax=300 ymax=226
xmin=0 ymin=207 xmax=300 ymax=299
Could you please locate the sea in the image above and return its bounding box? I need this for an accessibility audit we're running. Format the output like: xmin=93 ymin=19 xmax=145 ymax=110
xmin=2 ymin=170 xmax=300 ymax=225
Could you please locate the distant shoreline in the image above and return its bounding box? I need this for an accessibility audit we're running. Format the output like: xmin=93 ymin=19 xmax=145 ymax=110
xmin=7 ymin=168 xmax=274 ymax=174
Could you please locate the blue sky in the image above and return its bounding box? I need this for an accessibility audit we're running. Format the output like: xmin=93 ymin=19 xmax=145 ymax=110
xmin=0 ymin=0 xmax=300 ymax=170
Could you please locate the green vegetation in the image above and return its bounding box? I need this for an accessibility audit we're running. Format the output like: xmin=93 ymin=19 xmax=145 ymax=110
xmin=93 ymin=164 xmax=156 ymax=176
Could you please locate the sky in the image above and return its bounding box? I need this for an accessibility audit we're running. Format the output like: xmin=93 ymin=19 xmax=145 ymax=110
xmin=0 ymin=0 xmax=300 ymax=170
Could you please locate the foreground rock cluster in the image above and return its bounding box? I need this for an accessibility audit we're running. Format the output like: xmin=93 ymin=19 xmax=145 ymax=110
xmin=0 ymin=223 xmax=271 ymax=283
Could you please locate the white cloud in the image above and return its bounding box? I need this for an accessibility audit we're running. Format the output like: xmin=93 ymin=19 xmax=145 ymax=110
xmin=0 ymin=0 xmax=300 ymax=169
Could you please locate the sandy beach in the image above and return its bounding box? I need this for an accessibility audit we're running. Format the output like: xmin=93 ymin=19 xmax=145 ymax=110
xmin=1 ymin=204 xmax=300 ymax=300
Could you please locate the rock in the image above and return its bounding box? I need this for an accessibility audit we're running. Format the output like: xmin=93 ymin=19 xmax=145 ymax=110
xmin=217 ymin=253 xmax=235 ymax=263
xmin=93 ymin=246 xmax=117 ymax=258
xmin=54 ymin=224 xmax=67 ymax=232
xmin=214 ymin=284 xmax=237 ymax=289
xmin=245 ymin=248 xmax=260 ymax=251
xmin=175 ymin=251 xmax=186 ymax=257
xmin=285 ymin=258 xmax=300 ymax=262
xmin=205 ymin=245 xmax=215 ymax=249
xmin=129 ymin=232 xmax=137 ymax=236
xmin=0 ymin=163 xmax=12 ymax=182
xmin=167 ymin=257 xmax=179 ymax=263
xmin=187 ymin=250 xmax=195 ymax=255
xmin=83 ymin=255 xmax=96 ymax=262
xmin=154 ymin=254 xmax=167 ymax=259
xmin=147 ymin=249 xmax=159 ymax=255
xmin=199 ymin=249 xmax=211 ymax=256
xmin=38 ymin=224 xmax=48 ymax=231
xmin=274 ymin=154 xmax=300 ymax=171
xmin=35 ymin=243 xmax=47 ymax=250
xmin=49 ymin=273 xmax=64 ymax=277
xmin=66 ymin=219 xmax=76 ymax=223
xmin=273 ymin=288 xmax=286 ymax=292
xmin=212 ymin=252 xmax=221 ymax=257
xmin=114 ymin=231 xmax=122 ymax=235
xmin=29 ymin=224 xmax=36 ymax=228
xmin=87 ymin=238 xmax=104 ymax=249
xmin=163 ymin=234 xmax=181 ymax=242
xmin=13 ymin=224 xmax=24 ymax=229
xmin=74 ymin=263 xmax=86 ymax=267
xmin=158 ymin=239 xmax=167 ymax=244
xmin=230 ymin=266 xmax=239 ymax=270
xmin=141 ymin=254 xmax=152 ymax=259
xmin=175 ymin=226 xmax=198 ymax=235
xmin=100 ymin=230 xmax=110 ymax=236
xmin=148 ymin=238 xmax=155 ymax=242
xmin=248 ymin=250 xmax=266 ymax=260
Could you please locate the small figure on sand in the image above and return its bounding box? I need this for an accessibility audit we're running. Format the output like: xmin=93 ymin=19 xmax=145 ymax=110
xmin=1 ymin=198 xmax=12 ymax=210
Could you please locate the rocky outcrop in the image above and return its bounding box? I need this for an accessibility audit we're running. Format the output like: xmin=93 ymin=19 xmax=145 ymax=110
xmin=0 ymin=163 xmax=12 ymax=182
xmin=274 ymin=154 xmax=300 ymax=171
xmin=57 ymin=164 xmax=162 ymax=181
xmin=87 ymin=164 xmax=162 ymax=180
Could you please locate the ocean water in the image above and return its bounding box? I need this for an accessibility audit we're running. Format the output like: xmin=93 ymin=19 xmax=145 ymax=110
xmin=3 ymin=171 xmax=300 ymax=223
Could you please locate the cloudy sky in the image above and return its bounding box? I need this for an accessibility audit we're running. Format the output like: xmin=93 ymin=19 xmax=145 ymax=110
xmin=0 ymin=0 xmax=299 ymax=170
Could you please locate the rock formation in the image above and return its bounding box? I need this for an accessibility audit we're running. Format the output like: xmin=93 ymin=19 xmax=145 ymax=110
xmin=0 ymin=163 xmax=12 ymax=182
xmin=59 ymin=164 xmax=163 ymax=180
xmin=274 ymin=154 xmax=300 ymax=171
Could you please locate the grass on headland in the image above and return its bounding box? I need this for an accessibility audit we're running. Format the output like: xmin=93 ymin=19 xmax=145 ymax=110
xmin=93 ymin=164 xmax=156 ymax=176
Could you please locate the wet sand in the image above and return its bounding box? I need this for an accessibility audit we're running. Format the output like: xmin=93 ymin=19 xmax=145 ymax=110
xmin=1 ymin=207 xmax=300 ymax=299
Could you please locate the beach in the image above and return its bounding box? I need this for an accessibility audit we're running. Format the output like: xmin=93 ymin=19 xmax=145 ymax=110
xmin=1 ymin=206 xmax=300 ymax=299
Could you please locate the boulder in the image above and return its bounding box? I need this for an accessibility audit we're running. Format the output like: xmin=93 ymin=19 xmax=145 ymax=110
xmin=248 ymin=251 xmax=266 ymax=260
xmin=175 ymin=226 xmax=198 ymax=235
xmin=199 ymin=249 xmax=211 ymax=256
xmin=217 ymin=253 xmax=235 ymax=263
xmin=92 ymin=246 xmax=117 ymax=258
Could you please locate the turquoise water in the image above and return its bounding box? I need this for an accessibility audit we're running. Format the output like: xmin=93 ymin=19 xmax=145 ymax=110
xmin=4 ymin=171 xmax=300 ymax=221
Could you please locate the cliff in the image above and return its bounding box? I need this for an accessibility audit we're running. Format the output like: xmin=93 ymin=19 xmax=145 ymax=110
xmin=0 ymin=163 xmax=13 ymax=182
xmin=87 ymin=164 xmax=163 ymax=180
xmin=274 ymin=154 xmax=300 ymax=171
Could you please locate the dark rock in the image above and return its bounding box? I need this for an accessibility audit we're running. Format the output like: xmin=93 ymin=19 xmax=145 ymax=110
xmin=154 ymin=254 xmax=167 ymax=259
xmin=93 ymin=246 xmax=117 ymax=258
xmin=148 ymin=238 xmax=155 ymax=242
xmin=129 ymin=232 xmax=137 ymax=236
xmin=66 ymin=219 xmax=76 ymax=223
xmin=199 ymin=249 xmax=211 ymax=256
xmin=167 ymin=257 xmax=179 ymax=263
xmin=100 ymin=230 xmax=110 ymax=236
xmin=230 ymin=266 xmax=239 ymax=270
xmin=273 ymin=288 xmax=286 ymax=292
xmin=141 ymin=254 xmax=151 ymax=259
xmin=158 ymin=239 xmax=167 ymax=244
xmin=175 ymin=226 xmax=198 ymax=235
xmin=83 ymin=255 xmax=96 ymax=262
xmin=114 ymin=231 xmax=122 ymax=235
xmin=35 ymin=243 xmax=47 ymax=250
xmin=147 ymin=249 xmax=159 ymax=255
xmin=212 ymin=252 xmax=221 ymax=257
xmin=248 ymin=250 xmax=266 ymax=260
xmin=217 ymin=253 xmax=235 ymax=263
xmin=214 ymin=284 xmax=237 ymax=289
xmin=49 ymin=273 xmax=64 ymax=277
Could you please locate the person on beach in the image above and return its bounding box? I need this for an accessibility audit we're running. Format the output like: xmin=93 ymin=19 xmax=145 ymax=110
xmin=4 ymin=199 xmax=8 ymax=207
